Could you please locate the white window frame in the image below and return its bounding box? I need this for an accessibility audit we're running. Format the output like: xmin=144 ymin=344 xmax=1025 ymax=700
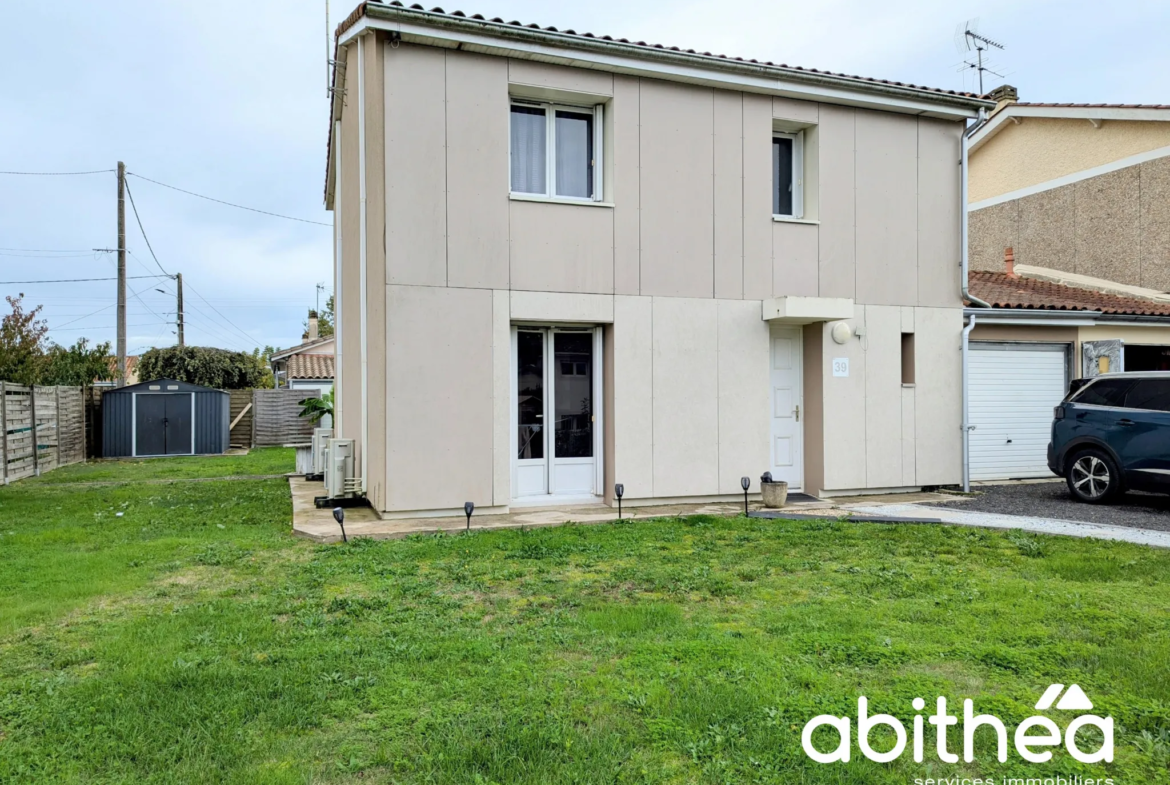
xmin=772 ymin=131 xmax=804 ymax=219
xmin=510 ymin=99 xmax=604 ymax=202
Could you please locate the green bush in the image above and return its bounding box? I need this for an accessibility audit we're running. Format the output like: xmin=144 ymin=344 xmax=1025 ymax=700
xmin=137 ymin=345 xmax=271 ymax=389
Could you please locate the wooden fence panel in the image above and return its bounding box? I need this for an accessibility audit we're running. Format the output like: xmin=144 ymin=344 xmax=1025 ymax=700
xmin=2 ymin=383 xmax=86 ymax=484
xmin=252 ymin=389 xmax=314 ymax=446
xmin=228 ymin=389 xmax=254 ymax=447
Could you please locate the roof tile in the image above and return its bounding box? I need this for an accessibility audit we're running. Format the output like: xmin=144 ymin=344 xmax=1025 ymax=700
xmin=969 ymin=271 xmax=1170 ymax=316
xmin=286 ymin=353 xmax=335 ymax=380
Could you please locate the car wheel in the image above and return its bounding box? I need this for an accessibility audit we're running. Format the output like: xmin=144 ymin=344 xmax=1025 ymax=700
xmin=1065 ymin=449 xmax=1122 ymax=504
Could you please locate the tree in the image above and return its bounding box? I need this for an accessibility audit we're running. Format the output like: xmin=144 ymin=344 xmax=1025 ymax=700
xmin=0 ymin=294 xmax=49 ymax=384
xmin=41 ymin=338 xmax=114 ymax=387
xmin=301 ymin=294 xmax=334 ymax=339
xmin=137 ymin=346 xmax=270 ymax=389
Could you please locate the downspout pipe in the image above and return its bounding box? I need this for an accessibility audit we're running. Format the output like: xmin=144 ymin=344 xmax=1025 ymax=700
xmin=961 ymin=313 xmax=978 ymax=492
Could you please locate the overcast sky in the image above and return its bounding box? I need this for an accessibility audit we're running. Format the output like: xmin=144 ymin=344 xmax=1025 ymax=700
xmin=3 ymin=0 xmax=1167 ymax=355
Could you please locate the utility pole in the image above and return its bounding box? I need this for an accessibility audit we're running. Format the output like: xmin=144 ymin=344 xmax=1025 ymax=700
xmin=116 ymin=161 xmax=127 ymax=387
xmin=176 ymin=273 xmax=185 ymax=347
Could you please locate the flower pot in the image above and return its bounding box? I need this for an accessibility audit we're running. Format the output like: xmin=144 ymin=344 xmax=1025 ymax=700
xmin=761 ymin=480 xmax=788 ymax=508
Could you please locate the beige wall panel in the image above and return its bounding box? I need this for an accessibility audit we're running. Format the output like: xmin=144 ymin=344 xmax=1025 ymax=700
xmin=917 ymin=119 xmax=963 ymax=307
xmin=509 ymin=290 xmax=614 ymax=323
xmin=968 ymin=201 xmax=1018 ymax=273
xmin=714 ymin=91 xmax=744 ymax=299
xmin=901 ymin=386 xmax=916 ymax=486
xmin=743 ymin=94 xmax=774 ymax=300
xmin=1140 ymin=155 xmax=1170 ymax=291
xmin=385 ymin=44 xmax=447 ymax=286
xmin=716 ymin=300 xmax=770 ymax=493
xmin=639 ymin=81 xmax=715 ymax=298
xmin=509 ymin=201 xmax=614 ymax=293
xmin=1074 ymin=166 xmax=1140 ymax=285
xmin=612 ymin=295 xmax=654 ymax=497
xmin=970 ymin=118 xmax=1170 ymax=202
xmin=508 ymin=59 xmax=613 ymax=96
xmin=364 ymin=37 xmax=388 ymax=511
xmin=772 ymin=222 xmax=819 ymax=296
xmin=821 ymin=311 xmax=867 ymax=490
xmin=652 ymin=297 xmax=719 ymax=496
xmin=1018 ymin=186 xmax=1076 ymax=274
xmin=337 ymin=47 xmax=363 ymax=454
xmin=773 ymin=96 xmax=819 ymax=124
xmin=817 ymin=105 xmax=856 ymax=300
xmin=801 ymin=325 xmax=826 ymax=495
xmin=445 ymin=51 xmax=509 ymax=289
xmin=491 ymin=290 xmax=511 ymax=506
xmin=863 ymin=305 xmax=904 ymax=489
xmin=913 ymin=306 xmax=962 ymax=486
xmin=901 ymin=306 xmax=915 ymax=333
xmin=855 ymin=110 xmax=918 ymax=306
xmin=612 ymin=76 xmax=641 ymax=296
xmin=385 ymin=285 xmax=494 ymax=511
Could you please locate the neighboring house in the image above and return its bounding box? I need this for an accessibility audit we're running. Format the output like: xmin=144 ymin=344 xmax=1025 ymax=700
xmin=965 ymin=87 xmax=1170 ymax=480
xmin=95 ymin=355 xmax=138 ymax=388
xmin=270 ymin=312 xmax=335 ymax=398
xmin=325 ymin=2 xmax=993 ymax=518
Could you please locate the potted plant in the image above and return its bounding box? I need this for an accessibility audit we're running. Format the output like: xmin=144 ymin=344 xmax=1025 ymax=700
xmin=759 ymin=471 xmax=788 ymax=508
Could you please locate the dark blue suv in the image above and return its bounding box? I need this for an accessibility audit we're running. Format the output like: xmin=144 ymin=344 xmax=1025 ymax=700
xmin=1048 ymin=372 xmax=1170 ymax=503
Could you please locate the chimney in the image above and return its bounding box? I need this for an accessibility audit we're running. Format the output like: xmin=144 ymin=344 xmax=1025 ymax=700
xmin=989 ymin=84 xmax=1019 ymax=114
xmin=307 ymin=310 xmax=319 ymax=341
xmin=1004 ymin=247 xmax=1017 ymax=278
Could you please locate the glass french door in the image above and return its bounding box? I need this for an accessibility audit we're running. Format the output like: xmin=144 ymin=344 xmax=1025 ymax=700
xmin=513 ymin=326 xmax=600 ymax=499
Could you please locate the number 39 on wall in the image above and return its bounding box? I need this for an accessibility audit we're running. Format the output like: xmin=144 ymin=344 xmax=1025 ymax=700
xmin=832 ymin=358 xmax=850 ymax=378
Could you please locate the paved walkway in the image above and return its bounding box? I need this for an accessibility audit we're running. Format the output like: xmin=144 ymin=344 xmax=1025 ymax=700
xmin=289 ymin=477 xmax=1170 ymax=549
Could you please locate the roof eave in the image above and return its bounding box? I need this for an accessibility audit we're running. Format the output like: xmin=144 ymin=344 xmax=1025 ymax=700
xmin=970 ymin=104 xmax=1170 ymax=152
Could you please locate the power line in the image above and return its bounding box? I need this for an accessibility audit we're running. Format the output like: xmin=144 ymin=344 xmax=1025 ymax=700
xmin=126 ymin=172 xmax=332 ymax=227
xmin=0 ymin=252 xmax=102 ymax=259
xmin=0 ymin=247 xmax=99 ymax=253
xmin=123 ymin=178 xmax=171 ymax=277
xmin=183 ymin=280 xmax=260 ymax=346
xmin=0 ymin=169 xmax=115 ymax=176
xmin=0 ymin=275 xmax=168 ymax=284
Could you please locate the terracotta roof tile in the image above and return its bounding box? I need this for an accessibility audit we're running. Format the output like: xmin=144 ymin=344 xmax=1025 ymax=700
xmin=969 ymin=271 xmax=1170 ymax=316
xmin=1012 ymin=102 xmax=1170 ymax=110
xmin=286 ymin=353 xmax=335 ymax=380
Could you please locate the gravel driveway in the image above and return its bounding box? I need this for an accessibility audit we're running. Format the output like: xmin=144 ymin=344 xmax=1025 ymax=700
xmin=928 ymin=481 xmax=1170 ymax=533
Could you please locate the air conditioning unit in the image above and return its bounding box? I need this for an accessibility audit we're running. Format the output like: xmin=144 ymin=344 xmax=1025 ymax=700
xmin=310 ymin=427 xmax=333 ymax=476
xmin=324 ymin=438 xmax=357 ymax=498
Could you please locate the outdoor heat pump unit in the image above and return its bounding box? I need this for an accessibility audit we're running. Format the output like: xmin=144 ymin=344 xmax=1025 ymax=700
xmin=309 ymin=427 xmax=333 ymax=478
xmin=323 ymin=438 xmax=359 ymax=499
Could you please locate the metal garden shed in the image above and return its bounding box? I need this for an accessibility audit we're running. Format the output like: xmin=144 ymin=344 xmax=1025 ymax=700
xmin=101 ymin=379 xmax=230 ymax=458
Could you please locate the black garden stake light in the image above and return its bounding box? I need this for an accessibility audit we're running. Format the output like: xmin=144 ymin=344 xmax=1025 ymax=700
xmin=740 ymin=476 xmax=751 ymax=516
xmin=332 ymin=506 xmax=347 ymax=543
xmin=614 ymin=483 xmax=624 ymax=520
xmin=464 ymin=501 xmax=475 ymax=532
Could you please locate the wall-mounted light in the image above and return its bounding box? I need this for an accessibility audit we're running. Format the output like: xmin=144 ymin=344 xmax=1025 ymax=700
xmin=464 ymin=501 xmax=474 ymax=532
xmin=332 ymin=506 xmax=347 ymax=543
xmin=740 ymin=476 xmax=751 ymax=516
xmin=831 ymin=321 xmax=853 ymax=345
xmin=614 ymin=483 xmax=624 ymax=520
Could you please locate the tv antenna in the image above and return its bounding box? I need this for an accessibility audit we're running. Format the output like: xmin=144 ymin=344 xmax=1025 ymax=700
xmin=954 ymin=19 xmax=1006 ymax=94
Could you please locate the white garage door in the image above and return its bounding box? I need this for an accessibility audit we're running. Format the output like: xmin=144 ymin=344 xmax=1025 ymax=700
xmin=969 ymin=343 xmax=1069 ymax=481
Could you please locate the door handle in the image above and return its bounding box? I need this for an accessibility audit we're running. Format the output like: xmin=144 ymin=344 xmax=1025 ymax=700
xmin=1118 ymin=418 xmax=1135 ymax=426
xmin=794 ymin=404 xmax=800 ymax=422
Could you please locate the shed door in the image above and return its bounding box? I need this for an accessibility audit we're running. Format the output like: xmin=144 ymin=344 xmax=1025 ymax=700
xmin=165 ymin=395 xmax=193 ymax=455
xmin=969 ymin=343 xmax=1068 ymax=481
xmin=135 ymin=395 xmax=167 ymax=456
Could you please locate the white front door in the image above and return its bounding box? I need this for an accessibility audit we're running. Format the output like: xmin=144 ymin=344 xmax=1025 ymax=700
xmin=769 ymin=327 xmax=804 ymax=490
xmin=512 ymin=327 xmax=602 ymax=501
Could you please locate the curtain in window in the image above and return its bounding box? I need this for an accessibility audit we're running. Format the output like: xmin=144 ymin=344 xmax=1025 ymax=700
xmin=511 ymin=106 xmax=547 ymax=194
xmin=555 ymin=110 xmax=593 ymax=199
xmin=773 ymin=137 xmax=794 ymax=215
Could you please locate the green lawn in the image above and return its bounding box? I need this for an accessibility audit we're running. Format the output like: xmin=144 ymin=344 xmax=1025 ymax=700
xmin=1 ymin=450 xmax=1169 ymax=783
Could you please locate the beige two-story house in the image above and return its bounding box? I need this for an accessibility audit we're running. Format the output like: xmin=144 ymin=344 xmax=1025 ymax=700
xmin=325 ymin=2 xmax=993 ymax=518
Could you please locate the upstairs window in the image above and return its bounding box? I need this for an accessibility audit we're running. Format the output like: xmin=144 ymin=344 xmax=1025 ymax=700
xmin=510 ymin=100 xmax=604 ymax=201
xmin=773 ymin=131 xmax=804 ymax=218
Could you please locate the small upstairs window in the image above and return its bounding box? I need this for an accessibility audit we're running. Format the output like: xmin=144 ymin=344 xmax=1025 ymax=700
xmin=773 ymin=131 xmax=804 ymax=218
xmin=510 ymin=100 xmax=604 ymax=201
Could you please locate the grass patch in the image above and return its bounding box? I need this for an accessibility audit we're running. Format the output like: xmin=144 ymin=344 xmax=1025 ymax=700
xmin=2 ymin=462 xmax=1169 ymax=783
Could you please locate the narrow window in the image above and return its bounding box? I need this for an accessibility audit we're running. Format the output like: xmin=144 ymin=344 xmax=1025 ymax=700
xmin=510 ymin=105 xmax=547 ymax=195
xmin=555 ymin=110 xmax=593 ymax=198
xmin=901 ymin=333 xmax=915 ymax=385
xmin=773 ymin=136 xmax=794 ymax=216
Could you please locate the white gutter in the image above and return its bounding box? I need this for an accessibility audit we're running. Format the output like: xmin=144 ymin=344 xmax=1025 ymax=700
xmin=961 ymin=110 xmax=991 ymax=309
xmin=357 ymin=33 xmax=368 ymax=492
xmin=960 ymin=313 xmax=978 ymax=493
